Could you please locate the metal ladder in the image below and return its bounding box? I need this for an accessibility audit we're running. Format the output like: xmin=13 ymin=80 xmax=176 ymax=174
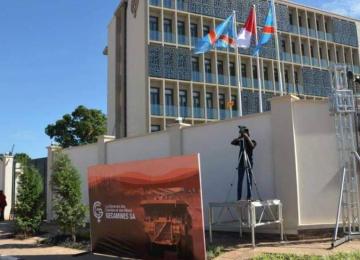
xmin=330 ymin=65 xmax=360 ymax=247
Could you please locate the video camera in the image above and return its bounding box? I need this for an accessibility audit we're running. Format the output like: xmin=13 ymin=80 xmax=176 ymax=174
xmin=238 ymin=125 xmax=248 ymax=135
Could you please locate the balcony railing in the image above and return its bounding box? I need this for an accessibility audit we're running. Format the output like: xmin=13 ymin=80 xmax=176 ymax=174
xmin=205 ymin=73 xmax=216 ymax=84
xmin=164 ymin=32 xmax=175 ymax=43
xmin=281 ymin=52 xmax=292 ymax=62
xmin=308 ymin=28 xmax=317 ymax=38
xmin=217 ymin=74 xmax=228 ymax=85
xmin=177 ymin=0 xmax=187 ymax=11
xmin=263 ymin=80 xmax=273 ymax=90
xmin=192 ymin=71 xmax=203 ymax=82
xmin=163 ymin=0 xmax=175 ymax=9
xmin=303 ymin=56 xmax=311 ymax=66
xmin=286 ymin=83 xmax=295 ymax=94
xmin=242 ymin=77 xmax=252 ymax=88
xmin=220 ymin=109 xmax=230 ymax=120
xmin=193 ymin=107 xmax=205 ymax=118
xmin=311 ymin=57 xmax=320 ymax=67
xmin=191 ymin=36 xmax=201 ymax=47
xmin=178 ymin=34 xmax=189 ymax=45
xmin=326 ymin=33 xmax=333 ymax=41
xmin=179 ymin=106 xmax=191 ymax=117
xmin=207 ymin=108 xmax=218 ymax=119
xmin=230 ymin=75 xmax=237 ymax=86
xmin=151 ymin=104 xmax=163 ymax=116
xmin=354 ymin=66 xmax=360 ymax=74
xmin=149 ymin=0 xmax=161 ymax=6
xmin=274 ymin=82 xmax=281 ymax=92
xmin=150 ymin=30 xmax=161 ymax=41
xmin=320 ymin=59 xmax=328 ymax=68
xmin=289 ymin=25 xmax=298 ymax=34
xmin=293 ymin=54 xmax=301 ymax=64
xmin=165 ymin=105 xmax=178 ymax=117
xmin=253 ymin=79 xmax=260 ymax=89
xmin=318 ymin=31 xmax=326 ymax=40
xmin=299 ymin=27 xmax=307 ymax=36
xmin=296 ymin=85 xmax=304 ymax=95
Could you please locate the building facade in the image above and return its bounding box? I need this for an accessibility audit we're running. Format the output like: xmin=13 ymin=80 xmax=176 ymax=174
xmin=106 ymin=0 xmax=360 ymax=138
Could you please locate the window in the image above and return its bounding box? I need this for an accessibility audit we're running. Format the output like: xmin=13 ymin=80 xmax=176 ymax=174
xmin=206 ymin=92 xmax=214 ymax=118
xmin=328 ymin=49 xmax=332 ymax=60
xmin=310 ymin=46 xmax=314 ymax=58
xmin=316 ymin=20 xmax=320 ymax=31
xmin=298 ymin=16 xmax=302 ymax=27
xmin=219 ymin=94 xmax=225 ymax=110
xmin=150 ymin=16 xmax=159 ymax=40
xmin=241 ymin=63 xmax=247 ymax=78
xmin=191 ymin=23 xmax=198 ymax=38
xmin=252 ymin=65 xmax=258 ymax=79
xmin=231 ymin=95 xmax=237 ymax=111
xmin=151 ymin=125 xmax=161 ymax=132
xmin=177 ymin=21 xmax=186 ymax=44
xmin=179 ymin=90 xmax=188 ymax=117
xmin=192 ymin=57 xmax=199 ymax=72
xmin=281 ymin=40 xmax=286 ymax=52
xmin=203 ymin=25 xmax=210 ymax=36
xmin=193 ymin=91 xmax=201 ymax=117
xmin=217 ymin=60 xmax=224 ymax=75
xmin=151 ymin=87 xmax=161 ymax=115
xmin=165 ymin=89 xmax=175 ymax=116
xmin=301 ymin=44 xmax=305 ymax=56
xmin=336 ymin=51 xmax=340 ymax=62
xmin=263 ymin=67 xmax=269 ymax=81
xmin=177 ymin=0 xmax=185 ymax=10
xmin=289 ymin=13 xmax=293 ymax=25
xmin=307 ymin=18 xmax=311 ymax=29
xmin=205 ymin=59 xmax=212 ymax=73
xmin=319 ymin=47 xmax=323 ymax=59
xmin=164 ymin=18 xmax=173 ymax=42
xmin=230 ymin=62 xmax=236 ymax=77
xmin=274 ymin=68 xmax=279 ymax=82
xmin=284 ymin=70 xmax=289 ymax=83
xmin=294 ymin=71 xmax=299 ymax=84
xmin=292 ymin=42 xmax=296 ymax=54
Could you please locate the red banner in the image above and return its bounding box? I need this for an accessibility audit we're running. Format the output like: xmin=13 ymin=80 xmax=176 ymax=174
xmin=88 ymin=154 xmax=206 ymax=260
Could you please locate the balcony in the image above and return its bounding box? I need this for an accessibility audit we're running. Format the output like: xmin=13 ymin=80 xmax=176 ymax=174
xmin=179 ymin=106 xmax=191 ymax=117
xmin=242 ymin=77 xmax=252 ymax=88
xmin=191 ymin=37 xmax=201 ymax=47
xmin=163 ymin=0 xmax=175 ymax=9
xmin=207 ymin=108 xmax=218 ymax=119
xmin=193 ymin=107 xmax=205 ymax=118
xmin=354 ymin=66 xmax=360 ymax=74
xmin=311 ymin=57 xmax=320 ymax=67
xmin=308 ymin=28 xmax=317 ymax=38
xmin=289 ymin=25 xmax=298 ymax=34
xmin=165 ymin=105 xmax=178 ymax=117
xmin=150 ymin=30 xmax=161 ymax=41
xmin=217 ymin=74 xmax=228 ymax=85
xmin=205 ymin=73 xmax=216 ymax=84
xmin=286 ymin=84 xmax=295 ymax=94
xmin=281 ymin=52 xmax=292 ymax=62
xmin=299 ymin=27 xmax=308 ymax=36
xmin=220 ymin=109 xmax=230 ymax=120
xmin=230 ymin=75 xmax=237 ymax=86
xmin=274 ymin=82 xmax=281 ymax=92
xmin=296 ymin=85 xmax=304 ymax=95
xmin=320 ymin=59 xmax=328 ymax=68
xmin=192 ymin=71 xmax=203 ymax=82
xmin=326 ymin=33 xmax=333 ymax=42
xmin=151 ymin=104 xmax=163 ymax=116
xmin=263 ymin=80 xmax=273 ymax=90
xmin=149 ymin=0 xmax=161 ymax=7
xmin=318 ymin=31 xmax=326 ymax=40
xmin=302 ymin=56 xmax=311 ymax=66
xmin=178 ymin=34 xmax=189 ymax=45
xmin=164 ymin=32 xmax=175 ymax=43
xmin=253 ymin=79 xmax=260 ymax=89
xmin=292 ymin=54 xmax=301 ymax=64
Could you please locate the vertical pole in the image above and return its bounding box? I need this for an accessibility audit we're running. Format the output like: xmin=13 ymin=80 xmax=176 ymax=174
xmin=271 ymin=0 xmax=284 ymax=96
xmin=233 ymin=10 xmax=243 ymax=116
xmin=253 ymin=5 xmax=263 ymax=113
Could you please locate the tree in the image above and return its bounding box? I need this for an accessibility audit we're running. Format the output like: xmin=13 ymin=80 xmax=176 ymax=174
xmin=45 ymin=105 xmax=107 ymax=148
xmin=52 ymin=152 xmax=86 ymax=242
xmin=15 ymin=162 xmax=44 ymax=237
xmin=14 ymin=153 xmax=31 ymax=165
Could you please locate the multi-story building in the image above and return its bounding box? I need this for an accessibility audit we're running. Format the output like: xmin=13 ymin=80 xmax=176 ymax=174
xmin=105 ymin=0 xmax=360 ymax=138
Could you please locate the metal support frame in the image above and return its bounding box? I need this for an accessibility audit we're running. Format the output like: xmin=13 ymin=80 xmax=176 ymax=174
xmin=208 ymin=199 xmax=283 ymax=247
xmin=330 ymin=65 xmax=360 ymax=248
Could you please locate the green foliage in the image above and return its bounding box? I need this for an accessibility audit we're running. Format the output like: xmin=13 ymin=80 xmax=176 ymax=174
xmin=253 ymin=252 xmax=360 ymax=260
xmin=52 ymin=152 xmax=87 ymax=242
xmin=207 ymin=245 xmax=225 ymax=259
xmin=14 ymin=153 xmax=31 ymax=165
xmin=45 ymin=105 xmax=107 ymax=148
xmin=15 ymin=163 xmax=44 ymax=237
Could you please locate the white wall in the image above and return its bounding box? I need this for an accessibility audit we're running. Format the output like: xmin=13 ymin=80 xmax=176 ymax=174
xmin=0 ymin=156 xmax=14 ymax=220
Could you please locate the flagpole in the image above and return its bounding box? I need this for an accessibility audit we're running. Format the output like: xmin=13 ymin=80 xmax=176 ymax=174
xmin=253 ymin=5 xmax=263 ymax=113
xmin=233 ymin=10 xmax=242 ymax=117
xmin=271 ymin=0 xmax=284 ymax=96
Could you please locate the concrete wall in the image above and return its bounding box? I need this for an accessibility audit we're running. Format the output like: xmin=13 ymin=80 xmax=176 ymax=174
xmin=0 ymin=155 xmax=14 ymax=220
xmin=47 ymin=96 xmax=342 ymax=233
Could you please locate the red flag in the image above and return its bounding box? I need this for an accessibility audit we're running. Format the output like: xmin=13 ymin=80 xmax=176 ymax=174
xmin=237 ymin=7 xmax=256 ymax=49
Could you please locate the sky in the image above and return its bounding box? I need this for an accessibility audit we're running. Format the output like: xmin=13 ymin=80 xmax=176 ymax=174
xmin=0 ymin=0 xmax=359 ymax=159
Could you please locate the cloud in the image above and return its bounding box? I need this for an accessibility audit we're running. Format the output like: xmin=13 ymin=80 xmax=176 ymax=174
xmin=320 ymin=0 xmax=360 ymax=19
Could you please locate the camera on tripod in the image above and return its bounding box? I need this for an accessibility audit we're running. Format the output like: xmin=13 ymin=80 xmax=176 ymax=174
xmin=238 ymin=125 xmax=248 ymax=135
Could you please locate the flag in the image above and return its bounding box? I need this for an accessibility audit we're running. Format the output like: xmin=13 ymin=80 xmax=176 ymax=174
xmin=253 ymin=4 xmax=275 ymax=56
xmin=237 ymin=7 xmax=256 ymax=49
xmin=194 ymin=13 xmax=236 ymax=54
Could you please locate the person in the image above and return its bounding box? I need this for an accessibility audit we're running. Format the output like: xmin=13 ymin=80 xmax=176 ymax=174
xmin=0 ymin=191 xmax=7 ymax=221
xmin=231 ymin=128 xmax=257 ymax=201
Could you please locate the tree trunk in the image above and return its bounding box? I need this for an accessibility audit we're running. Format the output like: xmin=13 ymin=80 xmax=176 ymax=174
xmin=72 ymin=226 xmax=76 ymax=243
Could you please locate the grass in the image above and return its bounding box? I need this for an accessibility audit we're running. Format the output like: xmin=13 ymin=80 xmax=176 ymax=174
xmin=253 ymin=252 xmax=360 ymax=260
xmin=207 ymin=245 xmax=225 ymax=259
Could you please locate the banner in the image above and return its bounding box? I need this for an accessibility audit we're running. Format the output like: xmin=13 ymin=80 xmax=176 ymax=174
xmin=88 ymin=154 xmax=206 ymax=260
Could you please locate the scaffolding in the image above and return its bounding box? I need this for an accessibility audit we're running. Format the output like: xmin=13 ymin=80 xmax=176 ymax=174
xmin=330 ymin=65 xmax=360 ymax=247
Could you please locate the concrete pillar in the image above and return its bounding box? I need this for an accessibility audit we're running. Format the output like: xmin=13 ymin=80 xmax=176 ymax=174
xmin=166 ymin=122 xmax=191 ymax=156
xmin=46 ymin=145 xmax=62 ymax=221
xmin=97 ymin=135 xmax=116 ymax=164
xmin=270 ymin=95 xmax=300 ymax=234
xmin=0 ymin=155 xmax=14 ymax=220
